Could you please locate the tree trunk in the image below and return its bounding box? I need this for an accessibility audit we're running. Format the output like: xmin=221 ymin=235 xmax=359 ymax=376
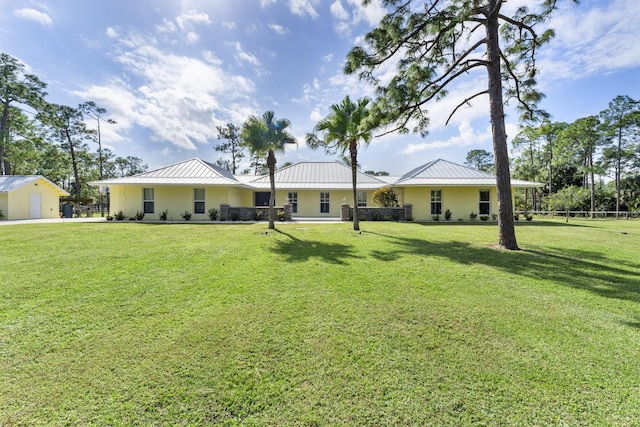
xmin=486 ymin=3 xmax=519 ymax=250
xmin=65 ymin=129 xmax=81 ymax=197
xmin=350 ymin=141 xmax=360 ymax=231
xmin=0 ymin=99 xmax=10 ymax=175
xmin=588 ymin=152 xmax=595 ymax=218
xmin=267 ymin=149 xmax=276 ymax=229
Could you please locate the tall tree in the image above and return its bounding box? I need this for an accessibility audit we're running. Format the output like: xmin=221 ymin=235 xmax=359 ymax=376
xmin=113 ymin=155 xmax=148 ymax=177
xmin=241 ymin=111 xmax=296 ymax=229
xmin=558 ymin=116 xmax=604 ymax=218
xmin=512 ymin=126 xmax=544 ymax=210
xmin=215 ymin=123 xmax=245 ymax=174
xmin=465 ymin=149 xmax=494 ymax=172
xmin=345 ymin=1 xmax=573 ymax=250
xmin=0 ymin=53 xmax=47 ymax=175
xmin=80 ymin=101 xmax=116 ymax=215
xmin=41 ymin=104 xmax=90 ymax=197
xmin=306 ymin=96 xmax=376 ymax=231
xmin=599 ymin=95 xmax=640 ymax=215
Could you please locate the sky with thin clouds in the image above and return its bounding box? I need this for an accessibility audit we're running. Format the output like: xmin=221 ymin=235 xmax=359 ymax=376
xmin=1 ymin=0 xmax=639 ymax=175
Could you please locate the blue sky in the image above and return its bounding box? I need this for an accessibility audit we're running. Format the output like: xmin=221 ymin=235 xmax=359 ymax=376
xmin=2 ymin=0 xmax=639 ymax=175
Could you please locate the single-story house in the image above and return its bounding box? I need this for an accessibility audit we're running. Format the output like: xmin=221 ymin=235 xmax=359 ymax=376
xmin=0 ymin=175 xmax=70 ymax=220
xmin=90 ymin=157 xmax=540 ymax=221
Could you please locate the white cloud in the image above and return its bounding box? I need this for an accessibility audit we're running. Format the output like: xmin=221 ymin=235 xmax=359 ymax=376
xmin=77 ymin=33 xmax=256 ymax=151
xmin=222 ymin=21 xmax=236 ymax=30
xmin=261 ymin=0 xmax=277 ymax=7
xmin=176 ymin=10 xmax=211 ymax=29
xmin=400 ymin=122 xmax=491 ymax=155
xmin=186 ymin=32 xmax=199 ymax=44
xmin=14 ymin=8 xmax=52 ymax=26
xmin=330 ymin=0 xmax=349 ymax=20
xmin=268 ymin=24 xmax=288 ymax=34
xmin=310 ymin=108 xmax=323 ymax=122
xmin=540 ymin=0 xmax=640 ymax=80
xmin=105 ymin=27 xmax=118 ymax=38
xmin=322 ymin=53 xmax=334 ymax=62
xmin=289 ymin=0 xmax=319 ymax=18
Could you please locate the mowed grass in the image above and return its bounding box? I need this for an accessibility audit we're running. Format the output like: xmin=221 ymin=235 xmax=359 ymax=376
xmin=1 ymin=219 xmax=639 ymax=425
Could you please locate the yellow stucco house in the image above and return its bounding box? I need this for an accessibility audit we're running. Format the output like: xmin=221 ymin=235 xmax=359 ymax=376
xmin=90 ymin=157 xmax=540 ymax=221
xmin=0 ymin=175 xmax=70 ymax=220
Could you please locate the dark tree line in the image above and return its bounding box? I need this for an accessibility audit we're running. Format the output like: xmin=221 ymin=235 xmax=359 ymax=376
xmin=0 ymin=53 xmax=147 ymax=200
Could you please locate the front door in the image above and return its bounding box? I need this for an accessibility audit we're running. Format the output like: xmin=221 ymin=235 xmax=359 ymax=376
xmin=30 ymin=193 xmax=42 ymax=219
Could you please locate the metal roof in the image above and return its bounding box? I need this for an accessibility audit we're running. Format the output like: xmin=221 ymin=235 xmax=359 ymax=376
xmin=88 ymin=158 xmax=542 ymax=189
xmin=0 ymin=175 xmax=69 ymax=195
xmin=90 ymin=158 xmax=245 ymax=186
xmin=248 ymin=162 xmax=389 ymax=190
xmin=395 ymin=159 xmax=542 ymax=188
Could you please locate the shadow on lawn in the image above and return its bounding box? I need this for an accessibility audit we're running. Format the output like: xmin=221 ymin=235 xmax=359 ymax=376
xmin=364 ymin=230 xmax=640 ymax=306
xmin=273 ymin=229 xmax=360 ymax=265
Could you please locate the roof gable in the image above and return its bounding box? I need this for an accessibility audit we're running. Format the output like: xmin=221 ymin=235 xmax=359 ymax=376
xmin=398 ymin=159 xmax=493 ymax=182
xmin=138 ymin=158 xmax=238 ymax=181
xmin=249 ymin=162 xmax=388 ymax=188
xmin=0 ymin=175 xmax=69 ymax=195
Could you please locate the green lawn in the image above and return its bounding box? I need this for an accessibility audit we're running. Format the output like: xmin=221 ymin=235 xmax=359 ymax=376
xmin=1 ymin=219 xmax=639 ymax=425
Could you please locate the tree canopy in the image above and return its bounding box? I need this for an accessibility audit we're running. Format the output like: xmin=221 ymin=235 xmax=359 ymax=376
xmin=345 ymin=0 xmax=575 ymax=249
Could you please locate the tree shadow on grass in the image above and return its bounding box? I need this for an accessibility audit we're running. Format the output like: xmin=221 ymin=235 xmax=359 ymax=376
xmin=364 ymin=230 xmax=640 ymax=305
xmin=272 ymin=229 xmax=360 ymax=265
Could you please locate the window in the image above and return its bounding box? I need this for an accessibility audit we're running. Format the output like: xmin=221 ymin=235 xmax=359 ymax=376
xmin=430 ymin=189 xmax=442 ymax=215
xmin=357 ymin=191 xmax=367 ymax=207
xmin=479 ymin=190 xmax=491 ymax=215
xmin=288 ymin=192 xmax=298 ymax=213
xmin=320 ymin=192 xmax=330 ymax=214
xmin=194 ymin=188 xmax=205 ymax=214
xmin=143 ymin=188 xmax=154 ymax=214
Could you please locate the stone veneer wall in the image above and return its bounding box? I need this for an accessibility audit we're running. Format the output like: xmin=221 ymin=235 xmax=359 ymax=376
xmin=219 ymin=203 xmax=292 ymax=221
xmin=340 ymin=204 xmax=413 ymax=221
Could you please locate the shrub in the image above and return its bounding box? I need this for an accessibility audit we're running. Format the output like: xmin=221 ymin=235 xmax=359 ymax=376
xmin=106 ymin=215 xmax=113 ymax=221
xmin=181 ymin=211 xmax=192 ymax=221
xmin=114 ymin=210 xmax=125 ymax=221
xmin=383 ymin=215 xmax=392 ymax=221
xmin=480 ymin=215 xmax=489 ymax=221
xmin=208 ymin=208 xmax=218 ymax=220
xmin=276 ymin=210 xmax=285 ymax=221
xmin=491 ymin=213 xmax=498 ymax=221
xmin=360 ymin=215 xmax=367 ymax=222
xmin=469 ymin=211 xmax=478 ymax=220
xmin=0 ymin=209 xmax=4 ymax=219
xmin=432 ymin=215 xmax=440 ymax=221
xmin=372 ymin=186 xmax=399 ymax=207
xmin=444 ymin=209 xmax=452 ymax=221
xmin=372 ymin=212 xmax=381 ymax=221
xmin=514 ymin=213 xmax=520 ymax=221
xmin=526 ymin=214 xmax=533 ymax=221
xmin=253 ymin=210 xmax=264 ymax=221
xmin=134 ymin=211 xmax=145 ymax=221
xmin=160 ymin=210 xmax=168 ymax=221
xmin=230 ymin=211 xmax=240 ymax=221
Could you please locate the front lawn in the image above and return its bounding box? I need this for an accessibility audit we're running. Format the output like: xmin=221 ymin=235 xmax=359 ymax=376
xmin=1 ymin=219 xmax=639 ymax=425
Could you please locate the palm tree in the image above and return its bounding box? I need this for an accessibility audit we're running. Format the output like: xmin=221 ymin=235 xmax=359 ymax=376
xmin=241 ymin=111 xmax=296 ymax=229
xmin=306 ymin=96 xmax=376 ymax=231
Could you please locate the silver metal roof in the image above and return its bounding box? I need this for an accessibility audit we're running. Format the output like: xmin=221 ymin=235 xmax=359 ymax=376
xmin=395 ymin=159 xmax=542 ymax=188
xmin=248 ymin=162 xmax=388 ymax=190
xmin=90 ymin=158 xmax=244 ymax=186
xmin=0 ymin=175 xmax=69 ymax=195
xmin=88 ymin=158 xmax=542 ymax=189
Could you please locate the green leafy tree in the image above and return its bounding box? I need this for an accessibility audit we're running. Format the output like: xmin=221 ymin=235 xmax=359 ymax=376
xmin=80 ymin=101 xmax=116 ymax=215
xmin=0 ymin=52 xmax=48 ymax=175
xmin=372 ymin=186 xmax=399 ymax=208
xmin=113 ymin=155 xmax=148 ymax=177
xmin=557 ymin=116 xmax=605 ymax=217
xmin=41 ymin=104 xmax=90 ymax=197
xmin=215 ymin=123 xmax=245 ymax=174
xmin=345 ymin=1 xmax=573 ymax=249
xmin=306 ymin=96 xmax=376 ymax=231
xmin=465 ymin=149 xmax=494 ymax=172
xmin=599 ymin=95 xmax=640 ymax=214
xmin=241 ymin=111 xmax=296 ymax=229
xmin=512 ymin=127 xmax=544 ymax=210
